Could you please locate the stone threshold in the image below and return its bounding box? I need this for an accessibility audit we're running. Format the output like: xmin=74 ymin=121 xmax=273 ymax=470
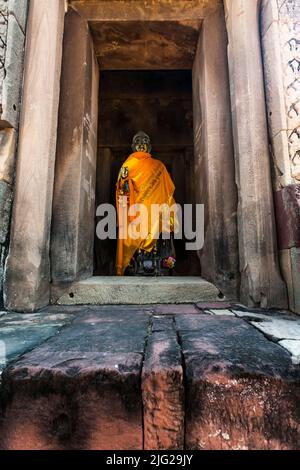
xmin=50 ymin=276 xmax=221 ymax=306
xmin=1 ymin=305 xmax=300 ymax=449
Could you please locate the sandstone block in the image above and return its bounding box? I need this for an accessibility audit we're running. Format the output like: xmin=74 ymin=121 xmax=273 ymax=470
xmin=142 ymin=318 xmax=184 ymax=450
xmin=4 ymin=0 xmax=65 ymax=312
xmin=51 ymin=8 xmax=99 ymax=282
xmin=225 ymin=0 xmax=288 ymax=308
xmin=0 ymin=311 xmax=148 ymax=449
xmin=176 ymin=315 xmax=300 ymax=450
xmin=192 ymin=7 xmax=239 ymax=300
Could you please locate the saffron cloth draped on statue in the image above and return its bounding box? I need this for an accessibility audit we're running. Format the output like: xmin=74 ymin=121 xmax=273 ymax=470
xmin=116 ymin=151 xmax=177 ymax=275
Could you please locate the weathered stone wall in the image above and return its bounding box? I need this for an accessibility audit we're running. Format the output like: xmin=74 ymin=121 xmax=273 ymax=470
xmin=192 ymin=6 xmax=239 ymax=301
xmin=262 ymin=0 xmax=300 ymax=313
xmin=0 ymin=0 xmax=28 ymax=305
xmin=4 ymin=0 xmax=65 ymax=312
xmin=224 ymin=0 xmax=287 ymax=309
xmin=51 ymin=8 xmax=99 ymax=283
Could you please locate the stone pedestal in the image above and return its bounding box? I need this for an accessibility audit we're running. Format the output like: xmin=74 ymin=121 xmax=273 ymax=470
xmin=4 ymin=0 xmax=65 ymax=312
xmin=192 ymin=6 xmax=239 ymax=300
xmin=224 ymin=0 xmax=287 ymax=308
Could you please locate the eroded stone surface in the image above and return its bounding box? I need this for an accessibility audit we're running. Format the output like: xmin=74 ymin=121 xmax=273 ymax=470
xmin=1 ymin=306 xmax=300 ymax=450
xmin=176 ymin=315 xmax=300 ymax=450
xmin=51 ymin=8 xmax=99 ymax=282
xmin=0 ymin=312 xmax=75 ymax=374
xmin=51 ymin=276 xmax=220 ymax=305
xmin=0 ymin=310 xmax=149 ymax=450
xmin=4 ymin=0 xmax=65 ymax=312
xmin=192 ymin=6 xmax=239 ymax=300
xmin=142 ymin=317 xmax=184 ymax=450
xmin=224 ymin=0 xmax=288 ymax=309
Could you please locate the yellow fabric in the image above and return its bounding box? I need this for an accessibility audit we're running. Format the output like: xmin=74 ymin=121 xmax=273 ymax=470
xmin=116 ymin=152 xmax=176 ymax=275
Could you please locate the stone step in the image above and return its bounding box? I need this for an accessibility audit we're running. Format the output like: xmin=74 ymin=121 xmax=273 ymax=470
xmin=51 ymin=276 xmax=221 ymax=306
xmin=1 ymin=306 xmax=300 ymax=450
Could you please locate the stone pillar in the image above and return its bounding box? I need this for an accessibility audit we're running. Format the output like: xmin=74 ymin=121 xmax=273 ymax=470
xmin=261 ymin=0 xmax=300 ymax=313
xmin=4 ymin=0 xmax=65 ymax=312
xmin=51 ymin=9 xmax=99 ymax=282
xmin=224 ymin=0 xmax=287 ymax=308
xmin=192 ymin=6 xmax=239 ymax=300
xmin=0 ymin=0 xmax=28 ymax=305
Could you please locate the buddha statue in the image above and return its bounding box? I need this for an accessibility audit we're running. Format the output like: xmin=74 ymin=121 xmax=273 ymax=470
xmin=116 ymin=131 xmax=177 ymax=275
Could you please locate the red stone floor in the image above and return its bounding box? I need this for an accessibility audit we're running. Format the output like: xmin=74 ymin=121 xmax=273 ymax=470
xmin=0 ymin=303 xmax=300 ymax=450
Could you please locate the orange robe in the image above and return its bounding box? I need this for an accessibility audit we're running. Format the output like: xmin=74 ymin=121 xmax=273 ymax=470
xmin=116 ymin=151 xmax=177 ymax=275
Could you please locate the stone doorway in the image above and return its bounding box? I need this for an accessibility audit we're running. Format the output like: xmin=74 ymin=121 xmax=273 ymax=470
xmin=5 ymin=1 xmax=245 ymax=311
xmin=51 ymin=5 xmax=232 ymax=303
xmin=94 ymin=70 xmax=200 ymax=276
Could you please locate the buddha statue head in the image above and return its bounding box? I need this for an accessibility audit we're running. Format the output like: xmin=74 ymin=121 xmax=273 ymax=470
xmin=131 ymin=131 xmax=152 ymax=154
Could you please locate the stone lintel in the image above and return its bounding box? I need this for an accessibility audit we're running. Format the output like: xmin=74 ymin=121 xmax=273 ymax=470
xmin=69 ymin=0 xmax=222 ymax=22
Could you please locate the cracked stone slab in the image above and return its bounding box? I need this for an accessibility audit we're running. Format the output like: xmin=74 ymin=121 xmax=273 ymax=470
xmin=279 ymin=340 xmax=300 ymax=365
xmin=176 ymin=315 xmax=300 ymax=450
xmin=0 ymin=312 xmax=75 ymax=374
xmin=0 ymin=310 xmax=149 ymax=450
xmin=251 ymin=318 xmax=300 ymax=341
xmin=232 ymin=309 xmax=296 ymax=320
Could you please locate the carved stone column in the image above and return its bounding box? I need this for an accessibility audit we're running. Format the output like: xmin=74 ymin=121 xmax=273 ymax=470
xmin=224 ymin=0 xmax=287 ymax=308
xmin=4 ymin=0 xmax=65 ymax=311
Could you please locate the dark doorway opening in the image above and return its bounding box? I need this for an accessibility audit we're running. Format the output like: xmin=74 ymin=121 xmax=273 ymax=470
xmin=94 ymin=70 xmax=200 ymax=276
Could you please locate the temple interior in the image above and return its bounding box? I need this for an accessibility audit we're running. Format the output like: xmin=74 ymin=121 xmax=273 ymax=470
xmin=94 ymin=70 xmax=201 ymax=276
